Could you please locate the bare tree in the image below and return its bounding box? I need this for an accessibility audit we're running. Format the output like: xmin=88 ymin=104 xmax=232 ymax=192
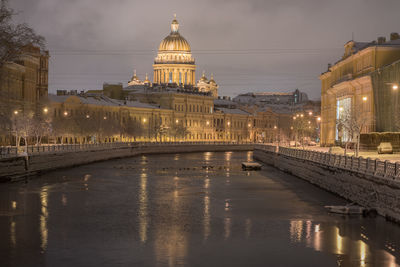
xmin=337 ymin=105 xmax=372 ymax=157
xmin=0 ymin=0 xmax=45 ymax=71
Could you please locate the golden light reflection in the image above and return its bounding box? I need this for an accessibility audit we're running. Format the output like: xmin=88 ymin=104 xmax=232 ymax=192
xmin=139 ymin=172 xmax=148 ymax=244
xmin=83 ymin=174 xmax=91 ymax=182
xmin=313 ymin=224 xmax=321 ymax=251
xmin=383 ymin=250 xmax=397 ymax=267
xmin=359 ymin=240 xmax=367 ymax=266
xmin=204 ymin=195 xmax=210 ymax=241
xmin=225 ymin=152 xmax=232 ymax=162
xmin=290 ymin=220 xmax=303 ymax=243
xmin=247 ymin=151 xmax=252 ymax=162
xmin=40 ymin=187 xmax=49 ymax=252
xmin=224 ymin=199 xmax=230 ymax=212
xmin=10 ymin=220 xmax=16 ymax=248
xmin=11 ymin=201 xmax=17 ymax=210
xmin=335 ymin=227 xmax=344 ymax=255
xmin=204 ymin=152 xmax=212 ymax=162
xmin=174 ymin=154 xmax=179 ymax=161
xmin=305 ymin=220 xmax=312 ymax=247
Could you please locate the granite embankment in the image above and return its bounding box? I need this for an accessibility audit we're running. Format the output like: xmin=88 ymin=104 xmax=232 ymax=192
xmin=254 ymin=145 xmax=400 ymax=223
xmin=0 ymin=143 xmax=254 ymax=182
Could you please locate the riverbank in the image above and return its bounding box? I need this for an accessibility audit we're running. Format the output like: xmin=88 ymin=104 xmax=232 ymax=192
xmin=254 ymin=145 xmax=400 ymax=223
xmin=0 ymin=143 xmax=254 ymax=182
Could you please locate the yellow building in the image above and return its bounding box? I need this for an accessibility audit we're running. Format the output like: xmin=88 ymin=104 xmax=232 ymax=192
xmin=0 ymin=45 xmax=49 ymax=107
xmin=320 ymin=33 xmax=400 ymax=146
xmin=153 ymin=15 xmax=196 ymax=86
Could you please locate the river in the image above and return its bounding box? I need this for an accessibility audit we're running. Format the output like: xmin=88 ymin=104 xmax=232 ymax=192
xmin=0 ymin=151 xmax=399 ymax=266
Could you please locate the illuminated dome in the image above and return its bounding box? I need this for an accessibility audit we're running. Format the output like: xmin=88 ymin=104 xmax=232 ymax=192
xmin=154 ymin=15 xmax=194 ymax=64
xmin=153 ymin=15 xmax=196 ymax=85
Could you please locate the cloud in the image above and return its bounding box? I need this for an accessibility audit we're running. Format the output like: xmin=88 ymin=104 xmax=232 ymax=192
xmin=9 ymin=0 xmax=400 ymax=99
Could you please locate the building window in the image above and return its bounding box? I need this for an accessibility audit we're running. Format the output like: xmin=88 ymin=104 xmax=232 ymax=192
xmin=179 ymin=72 xmax=182 ymax=84
xmin=169 ymin=72 xmax=173 ymax=83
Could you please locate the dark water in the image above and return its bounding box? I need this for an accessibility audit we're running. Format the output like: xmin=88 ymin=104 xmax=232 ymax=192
xmin=0 ymin=151 xmax=400 ymax=267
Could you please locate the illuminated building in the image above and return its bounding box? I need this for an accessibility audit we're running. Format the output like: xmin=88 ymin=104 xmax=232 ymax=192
xmin=153 ymin=15 xmax=196 ymax=86
xmin=320 ymin=33 xmax=400 ymax=146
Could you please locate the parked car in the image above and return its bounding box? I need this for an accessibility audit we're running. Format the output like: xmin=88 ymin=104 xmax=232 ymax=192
xmin=377 ymin=142 xmax=393 ymax=154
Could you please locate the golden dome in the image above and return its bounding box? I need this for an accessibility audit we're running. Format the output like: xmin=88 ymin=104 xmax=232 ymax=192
xmin=158 ymin=15 xmax=191 ymax=52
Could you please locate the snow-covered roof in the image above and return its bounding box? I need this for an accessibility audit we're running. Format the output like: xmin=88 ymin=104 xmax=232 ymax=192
xmin=48 ymin=94 xmax=161 ymax=109
xmin=216 ymin=107 xmax=250 ymax=115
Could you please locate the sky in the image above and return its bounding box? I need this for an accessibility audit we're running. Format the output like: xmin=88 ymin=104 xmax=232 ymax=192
xmin=10 ymin=0 xmax=400 ymax=100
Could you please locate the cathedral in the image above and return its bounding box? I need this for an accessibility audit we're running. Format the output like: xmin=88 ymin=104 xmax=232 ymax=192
xmin=128 ymin=15 xmax=218 ymax=98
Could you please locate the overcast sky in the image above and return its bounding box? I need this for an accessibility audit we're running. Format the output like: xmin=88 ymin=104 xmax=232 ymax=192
xmin=10 ymin=0 xmax=400 ymax=100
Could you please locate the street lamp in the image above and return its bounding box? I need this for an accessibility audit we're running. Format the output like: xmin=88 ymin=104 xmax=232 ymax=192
xmin=308 ymin=111 xmax=313 ymax=116
xmin=317 ymin=117 xmax=321 ymax=122
xmin=63 ymin=111 xmax=68 ymax=116
xmin=227 ymin=121 xmax=231 ymax=126
xmin=14 ymin=110 xmax=18 ymax=115
xmin=103 ymin=116 xmax=107 ymax=120
xmin=293 ymin=116 xmax=296 ymax=120
xmin=362 ymin=96 xmax=367 ymax=101
xmin=86 ymin=114 xmax=90 ymax=119
xmin=206 ymin=121 xmax=210 ymax=126
xmin=43 ymin=108 xmax=48 ymax=114
xmin=176 ymin=119 xmax=179 ymax=124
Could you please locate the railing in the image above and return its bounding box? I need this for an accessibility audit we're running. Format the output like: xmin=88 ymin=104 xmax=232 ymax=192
xmin=0 ymin=141 xmax=254 ymax=159
xmin=255 ymin=144 xmax=400 ymax=181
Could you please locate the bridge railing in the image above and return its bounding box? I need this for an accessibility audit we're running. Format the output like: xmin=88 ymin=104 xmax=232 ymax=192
xmin=0 ymin=141 xmax=254 ymax=159
xmin=255 ymin=144 xmax=400 ymax=181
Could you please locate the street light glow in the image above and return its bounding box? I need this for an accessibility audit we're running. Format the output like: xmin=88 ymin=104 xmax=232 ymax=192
xmin=176 ymin=119 xmax=179 ymax=123
xmin=293 ymin=116 xmax=296 ymax=120
xmin=300 ymin=114 xmax=304 ymax=117
xmin=317 ymin=117 xmax=321 ymax=121
xmin=206 ymin=121 xmax=210 ymax=125
xmin=43 ymin=108 xmax=48 ymax=113
xmin=143 ymin=118 xmax=147 ymax=123
xmin=227 ymin=121 xmax=230 ymax=126
xmin=308 ymin=111 xmax=312 ymax=116
xmin=86 ymin=114 xmax=90 ymax=118
xmin=104 ymin=116 xmax=107 ymax=120
xmin=393 ymin=84 xmax=398 ymax=90
xmin=63 ymin=111 xmax=68 ymax=116
xmin=339 ymin=107 xmax=344 ymax=111
xmin=362 ymin=96 xmax=367 ymax=101
xmin=14 ymin=110 xmax=18 ymax=115
xmin=274 ymin=125 xmax=277 ymax=129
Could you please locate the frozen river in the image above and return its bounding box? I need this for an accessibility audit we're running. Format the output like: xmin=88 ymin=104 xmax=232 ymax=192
xmin=0 ymin=151 xmax=399 ymax=266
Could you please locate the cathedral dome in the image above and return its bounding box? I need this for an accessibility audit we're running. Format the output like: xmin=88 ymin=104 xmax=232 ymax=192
xmin=159 ymin=34 xmax=191 ymax=52
xmin=155 ymin=15 xmax=194 ymax=66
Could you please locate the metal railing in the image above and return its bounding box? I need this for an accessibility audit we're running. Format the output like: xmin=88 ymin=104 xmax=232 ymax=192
xmin=255 ymin=144 xmax=400 ymax=180
xmin=0 ymin=141 xmax=254 ymax=159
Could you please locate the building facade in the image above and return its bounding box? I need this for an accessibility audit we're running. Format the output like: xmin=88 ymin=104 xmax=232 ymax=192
xmin=320 ymin=33 xmax=400 ymax=146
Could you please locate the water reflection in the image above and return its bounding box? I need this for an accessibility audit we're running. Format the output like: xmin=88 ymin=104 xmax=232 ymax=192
xmin=10 ymin=220 xmax=16 ymax=248
xmin=203 ymin=176 xmax=210 ymax=241
xmin=40 ymin=186 xmax=49 ymax=252
xmin=246 ymin=151 xmax=252 ymax=162
xmin=204 ymin=152 xmax=212 ymax=162
xmin=287 ymin=219 xmax=400 ymax=266
xmin=139 ymin=170 xmax=148 ymax=244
